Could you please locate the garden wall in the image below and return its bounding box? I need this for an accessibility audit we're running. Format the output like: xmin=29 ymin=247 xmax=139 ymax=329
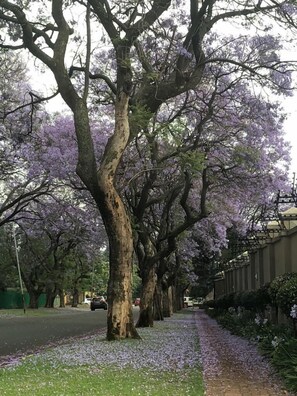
xmin=215 ymin=226 xmax=297 ymax=299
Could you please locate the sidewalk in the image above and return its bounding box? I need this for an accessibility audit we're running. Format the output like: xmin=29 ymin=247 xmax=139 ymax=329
xmin=194 ymin=310 xmax=295 ymax=396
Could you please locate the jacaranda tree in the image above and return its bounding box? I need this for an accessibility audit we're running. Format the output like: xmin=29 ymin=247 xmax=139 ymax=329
xmin=0 ymin=50 xmax=53 ymax=228
xmin=0 ymin=0 xmax=296 ymax=339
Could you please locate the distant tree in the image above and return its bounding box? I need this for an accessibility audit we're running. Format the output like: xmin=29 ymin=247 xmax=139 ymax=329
xmin=0 ymin=50 xmax=53 ymax=227
xmin=0 ymin=227 xmax=19 ymax=290
xmin=14 ymin=195 xmax=106 ymax=308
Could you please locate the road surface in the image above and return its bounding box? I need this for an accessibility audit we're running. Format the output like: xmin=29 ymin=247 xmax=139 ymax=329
xmin=0 ymin=307 xmax=139 ymax=359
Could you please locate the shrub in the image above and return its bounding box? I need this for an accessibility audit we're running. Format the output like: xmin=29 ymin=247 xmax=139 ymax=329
xmin=276 ymin=277 xmax=297 ymax=318
xmin=232 ymin=285 xmax=271 ymax=313
xmin=269 ymin=272 xmax=297 ymax=307
xmin=204 ymin=299 xmax=215 ymax=309
xmin=254 ymin=283 xmax=271 ymax=312
xmin=213 ymin=293 xmax=235 ymax=311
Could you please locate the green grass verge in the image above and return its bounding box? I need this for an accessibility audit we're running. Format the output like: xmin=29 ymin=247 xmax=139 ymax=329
xmin=0 ymin=363 xmax=203 ymax=396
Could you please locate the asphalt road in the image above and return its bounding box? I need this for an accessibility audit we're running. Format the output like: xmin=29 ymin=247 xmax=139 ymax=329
xmin=0 ymin=308 xmax=139 ymax=358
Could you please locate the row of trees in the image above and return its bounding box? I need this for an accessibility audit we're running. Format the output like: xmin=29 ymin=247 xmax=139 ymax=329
xmin=0 ymin=0 xmax=297 ymax=339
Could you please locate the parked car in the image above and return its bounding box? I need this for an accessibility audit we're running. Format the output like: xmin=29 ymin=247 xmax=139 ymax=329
xmin=90 ymin=296 xmax=107 ymax=311
xmin=193 ymin=297 xmax=205 ymax=307
xmin=184 ymin=297 xmax=194 ymax=308
xmin=83 ymin=297 xmax=92 ymax=305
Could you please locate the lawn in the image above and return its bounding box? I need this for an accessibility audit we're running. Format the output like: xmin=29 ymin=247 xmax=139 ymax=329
xmin=0 ymin=312 xmax=204 ymax=396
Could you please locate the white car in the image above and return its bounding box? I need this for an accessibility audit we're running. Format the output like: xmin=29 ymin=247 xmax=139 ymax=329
xmin=184 ymin=297 xmax=194 ymax=308
xmin=83 ymin=297 xmax=92 ymax=305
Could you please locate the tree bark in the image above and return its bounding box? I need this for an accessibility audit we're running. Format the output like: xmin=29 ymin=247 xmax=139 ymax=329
xmin=154 ymin=279 xmax=164 ymax=321
xmin=58 ymin=289 xmax=65 ymax=308
xmin=45 ymin=287 xmax=57 ymax=308
xmin=72 ymin=287 xmax=79 ymax=307
xmin=28 ymin=291 xmax=41 ymax=309
xmin=98 ymin=93 xmax=140 ymax=340
xmin=20 ymin=271 xmax=43 ymax=309
xmin=136 ymin=263 xmax=156 ymax=327
xmin=162 ymin=285 xmax=173 ymax=318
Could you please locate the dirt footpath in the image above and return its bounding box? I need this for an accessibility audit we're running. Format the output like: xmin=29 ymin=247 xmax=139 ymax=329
xmin=194 ymin=310 xmax=295 ymax=396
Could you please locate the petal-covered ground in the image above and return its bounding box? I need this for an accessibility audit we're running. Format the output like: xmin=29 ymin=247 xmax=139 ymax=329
xmin=4 ymin=312 xmax=201 ymax=372
xmin=194 ymin=310 xmax=294 ymax=396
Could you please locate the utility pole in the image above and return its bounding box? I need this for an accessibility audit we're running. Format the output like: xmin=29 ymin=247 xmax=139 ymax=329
xmin=12 ymin=225 xmax=26 ymax=314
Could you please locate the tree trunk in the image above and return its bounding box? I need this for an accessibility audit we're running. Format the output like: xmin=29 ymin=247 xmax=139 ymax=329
xmin=72 ymin=288 xmax=79 ymax=307
xmin=45 ymin=287 xmax=57 ymax=308
xmin=68 ymin=93 xmax=139 ymax=339
xmin=136 ymin=264 xmax=156 ymax=327
xmin=58 ymin=289 xmax=65 ymax=308
xmin=171 ymin=283 xmax=180 ymax=313
xmin=154 ymin=279 xmax=164 ymax=321
xmin=102 ymin=186 xmax=139 ymax=339
xmin=107 ymin=227 xmax=139 ymax=340
xmin=28 ymin=290 xmax=41 ymax=309
xmin=43 ymin=26 xmax=138 ymax=338
xmin=20 ymin=272 xmax=42 ymax=309
xmin=162 ymin=285 xmax=173 ymax=318
xmin=98 ymin=93 xmax=140 ymax=340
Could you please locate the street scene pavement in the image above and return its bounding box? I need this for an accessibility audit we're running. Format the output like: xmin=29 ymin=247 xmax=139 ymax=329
xmin=0 ymin=306 xmax=141 ymax=362
xmin=0 ymin=308 xmax=296 ymax=395
xmin=0 ymin=308 xmax=107 ymax=358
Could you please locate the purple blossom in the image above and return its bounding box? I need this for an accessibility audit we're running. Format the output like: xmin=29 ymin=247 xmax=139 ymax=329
xmin=178 ymin=47 xmax=193 ymax=60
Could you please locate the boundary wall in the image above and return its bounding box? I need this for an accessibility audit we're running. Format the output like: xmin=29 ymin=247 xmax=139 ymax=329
xmin=214 ymin=226 xmax=297 ymax=299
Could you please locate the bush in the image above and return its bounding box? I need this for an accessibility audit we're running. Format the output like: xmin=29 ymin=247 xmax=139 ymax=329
xmin=239 ymin=291 xmax=258 ymax=311
xmin=228 ymin=286 xmax=271 ymax=313
xmin=269 ymin=272 xmax=297 ymax=307
xmin=204 ymin=299 xmax=215 ymax=309
xmin=254 ymin=283 xmax=271 ymax=312
xmin=209 ymin=281 xmax=297 ymax=394
xmin=213 ymin=293 xmax=235 ymax=311
xmin=276 ymin=277 xmax=297 ymax=318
